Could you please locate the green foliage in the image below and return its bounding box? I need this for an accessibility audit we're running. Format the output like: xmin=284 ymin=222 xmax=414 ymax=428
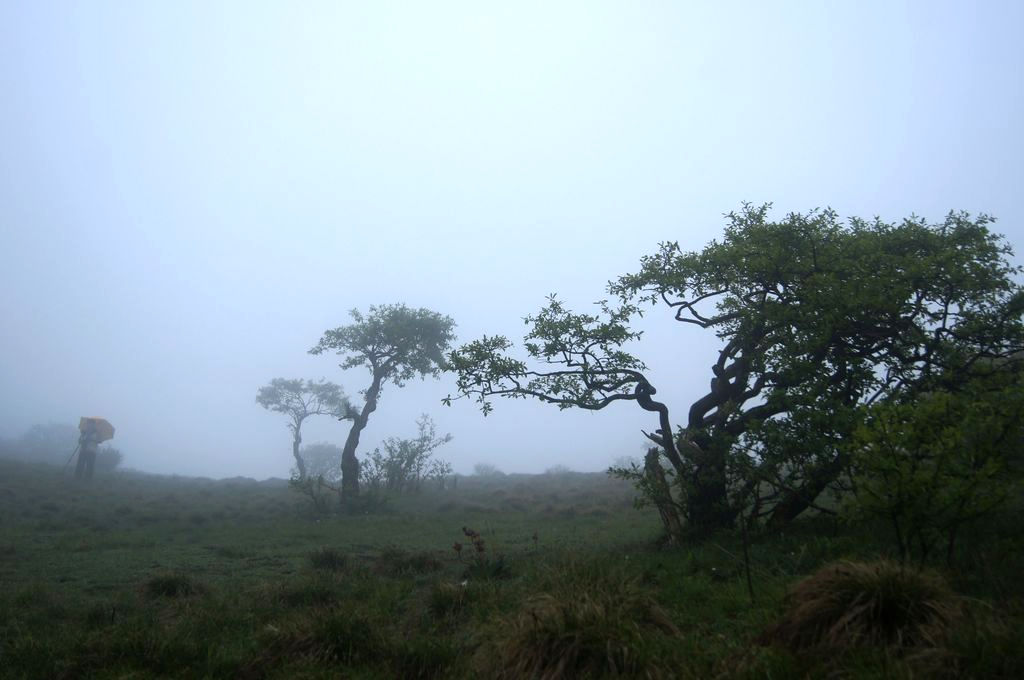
xmin=843 ymin=374 xmax=1024 ymax=563
xmin=310 ymin=304 xmax=457 ymax=387
xmin=446 ymin=295 xmax=647 ymax=416
xmin=361 ymin=414 xmax=453 ymax=493
xmin=256 ymin=378 xmax=354 ymax=422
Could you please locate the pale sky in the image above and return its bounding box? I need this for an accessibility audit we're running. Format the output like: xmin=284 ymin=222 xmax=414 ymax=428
xmin=2 ymin=1 xmax=1022 ymax=478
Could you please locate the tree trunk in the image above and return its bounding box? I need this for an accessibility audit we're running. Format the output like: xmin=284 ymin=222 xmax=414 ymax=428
xmin=644 ymin=449 xmax=684 ymax=544
xmin=685 ymin=434 xmax=734 ymax=535
xmin=292 ymin=426 xmax=306 ymax=480
xmin=765 ymin=452 xmax=846 ymax=530
xmin=340 ymin=371 xmax=384 ymax=500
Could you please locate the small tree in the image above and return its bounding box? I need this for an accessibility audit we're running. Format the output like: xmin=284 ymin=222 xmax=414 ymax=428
xmin=360 ymin=414 xmax=453 ymax=493
xmin=843 ymin=370 xmax=1024 ymax=565
xmin=310 ymin=304 xmax=457 ymax=499
xmin=256 ymin=378 xmax=354 ymax=480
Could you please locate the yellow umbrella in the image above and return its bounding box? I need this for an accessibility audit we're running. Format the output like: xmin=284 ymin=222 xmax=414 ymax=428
xmin=79 ymin=417 xmax=115 ymax=443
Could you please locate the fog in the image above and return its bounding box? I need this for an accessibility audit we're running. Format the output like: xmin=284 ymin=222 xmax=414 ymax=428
xmin=1 ymin=2 xmax=1022 ymax=479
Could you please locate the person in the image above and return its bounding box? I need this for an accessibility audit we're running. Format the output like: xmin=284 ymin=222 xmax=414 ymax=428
xmin=75 ymin=420 xmax=100 ymax=480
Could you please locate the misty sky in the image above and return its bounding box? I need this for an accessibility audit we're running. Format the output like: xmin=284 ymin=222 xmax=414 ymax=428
xmin=2 ymin=2 xmax=1022 ymax=479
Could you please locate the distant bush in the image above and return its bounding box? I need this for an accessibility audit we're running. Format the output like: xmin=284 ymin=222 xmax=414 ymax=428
xmin=11 ymin=423 xmax=78 ymax=465
xmin=544 ymin=464 xmax=574 ymax=476
xmin=297 ymin=442 xmax=343 ymax=484
xmin=472 ymin=463 xmax=504 ymax=477
xmin=95 ymin=446 xmax=123 ymax=474
xmin=0 ymin=424 xmax=124 ymax=473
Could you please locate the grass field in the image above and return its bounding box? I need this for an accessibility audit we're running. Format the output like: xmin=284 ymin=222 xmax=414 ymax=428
xmin=1 ymin=458 xmax=1021 ymax=679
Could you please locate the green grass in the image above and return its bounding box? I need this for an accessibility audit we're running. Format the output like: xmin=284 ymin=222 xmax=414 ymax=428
xmin=0 ymin=458 xmax=1021 ymax=678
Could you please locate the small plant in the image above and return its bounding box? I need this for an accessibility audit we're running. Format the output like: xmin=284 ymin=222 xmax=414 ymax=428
xmin=759 ymin=560 xmax=964 ymax=653
xmin=308 ymin=546 xmax=349 ymax=571
xmin=456 ymin=526 xmax=510 ymax=580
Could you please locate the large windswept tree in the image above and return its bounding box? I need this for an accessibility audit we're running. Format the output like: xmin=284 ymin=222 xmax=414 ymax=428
xmin=256 ymin=378 xmax=355 ymax=480
xmin=310 ymin=304 xmax=457 ymax=499
xmin=448 ymin=205 xmax=1024 ymax=537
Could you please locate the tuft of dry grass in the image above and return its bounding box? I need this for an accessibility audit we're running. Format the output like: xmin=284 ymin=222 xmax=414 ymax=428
xmin=473 ymin=560 xmax=682 ymax=679
xmin=759 ymin=560 xmax=963 ymax=653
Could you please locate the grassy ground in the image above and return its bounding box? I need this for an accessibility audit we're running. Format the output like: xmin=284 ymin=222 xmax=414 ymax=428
xmin=0 ymin=458 xmax=1021 ymax=678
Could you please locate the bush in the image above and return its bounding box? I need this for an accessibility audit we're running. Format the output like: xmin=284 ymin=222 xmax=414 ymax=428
xmin=95 ymin=446 xmax=123 ymax=473
xmin=297 ymin=442 xmax=343 ymax=483
xmin=759 ymin=560 xmax=963 ymax=653
xmin=472 ymin=463 xmax=504 ymax=477
xmin=844 ymin=376 xmax=1024 ymax=564
xmin=361 ymin=415 xmax=453 ymax=494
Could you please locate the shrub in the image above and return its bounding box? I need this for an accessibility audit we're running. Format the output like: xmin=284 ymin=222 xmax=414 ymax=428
xmin=361 ymin=415 xmax=453 ymax=494
xmin=759 ymin=560 xmax=963 ymax=653
xmin=95 ymin=446 xmax=123 ymax=473
xmin=472 ymin=462 xmax=504 ymax=477
xmin=844 ymin=375 xmax=1024 ymax=564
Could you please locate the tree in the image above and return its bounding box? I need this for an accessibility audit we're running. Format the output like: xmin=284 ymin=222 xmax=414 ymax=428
xmin=256 ymin=378 xmax=355 ymax=480
xmin=310 ymin=304 xmax=457 ymax=499
xmin=360 ymin=414 xmax=453 ymax=493
xmin=448 ymin=205 xmax=1024 ymax=537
